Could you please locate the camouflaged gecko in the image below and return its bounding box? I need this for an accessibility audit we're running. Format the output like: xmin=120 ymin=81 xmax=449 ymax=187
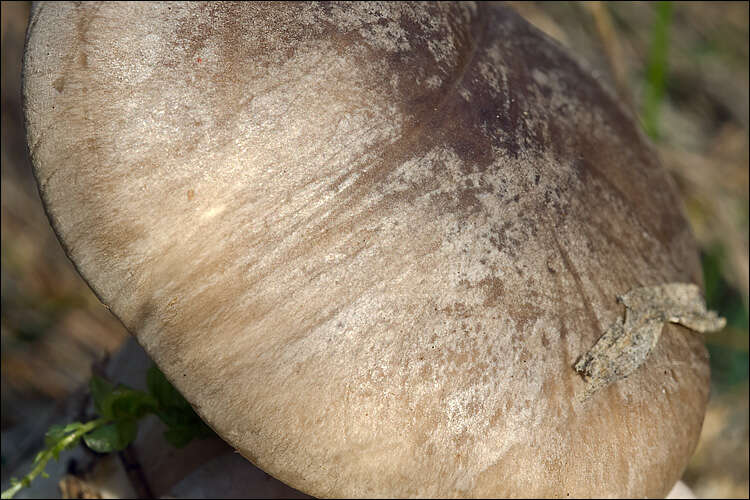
xmin=574 ymin=283 xmax=726 ymax=400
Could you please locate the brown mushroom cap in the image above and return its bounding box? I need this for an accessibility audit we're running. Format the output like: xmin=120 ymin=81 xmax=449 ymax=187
xmin=23 ymin=2 xmax=709 ymax=497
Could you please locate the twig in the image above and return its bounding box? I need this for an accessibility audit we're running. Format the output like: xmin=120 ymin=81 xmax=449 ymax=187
xmin=117 ymin=446 xmax=154 ymax=498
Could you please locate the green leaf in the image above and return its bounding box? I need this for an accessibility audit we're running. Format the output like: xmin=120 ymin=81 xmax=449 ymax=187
xmin=91 ymin=374 xmax=158 ymax=420
xmin=43 ymin=422 xmax=86 ymax=460
xmin=83 ymin=419 xmax=137 ymax=453
xmin=164 ymin=419 xmax=214 ymax=448
xmin=109 ymin=388 xmax=157 ymax=419
xmin=163 ymin=425 xmax=198 ymax=448
xmin=146 ymin=364 xmax=214 ymax=447
xmin=154 ymin=405 xmax=199 ymax=428
xmin=90 ymin=375 xmax=116 ymax=418
xmin=147 ymin=364 xmax=191 ymax=410
xmin=3 ymin=366 xmax=218 ymax=499
xmin=2 ymin=418 xmax=106 ymax=499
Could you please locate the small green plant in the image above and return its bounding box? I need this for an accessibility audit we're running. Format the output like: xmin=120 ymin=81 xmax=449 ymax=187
xmin=642 ymin=1 xmax=674 ymax=139
xmin=1 ymin=365 xmax=213 ymax=499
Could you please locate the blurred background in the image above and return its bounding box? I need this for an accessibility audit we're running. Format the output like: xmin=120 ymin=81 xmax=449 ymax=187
xmin=1 ymin=1 xmax=748 ymax=498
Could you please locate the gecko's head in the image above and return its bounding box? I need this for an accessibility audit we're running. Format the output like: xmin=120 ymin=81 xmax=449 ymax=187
xmin=23 ymin=2 xmax=709 ymax=497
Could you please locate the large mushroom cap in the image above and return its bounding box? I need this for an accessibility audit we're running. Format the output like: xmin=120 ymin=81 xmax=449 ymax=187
xmin=24 ymin=2 xmax=709 ymax=497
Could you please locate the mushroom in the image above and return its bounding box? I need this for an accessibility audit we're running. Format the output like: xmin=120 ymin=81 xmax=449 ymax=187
xmin=23 ymin=2 xmax=720 ymax=497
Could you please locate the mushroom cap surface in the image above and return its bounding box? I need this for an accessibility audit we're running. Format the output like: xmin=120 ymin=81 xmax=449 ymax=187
xmin=24 ymin=2 xmax=709 ymax=497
